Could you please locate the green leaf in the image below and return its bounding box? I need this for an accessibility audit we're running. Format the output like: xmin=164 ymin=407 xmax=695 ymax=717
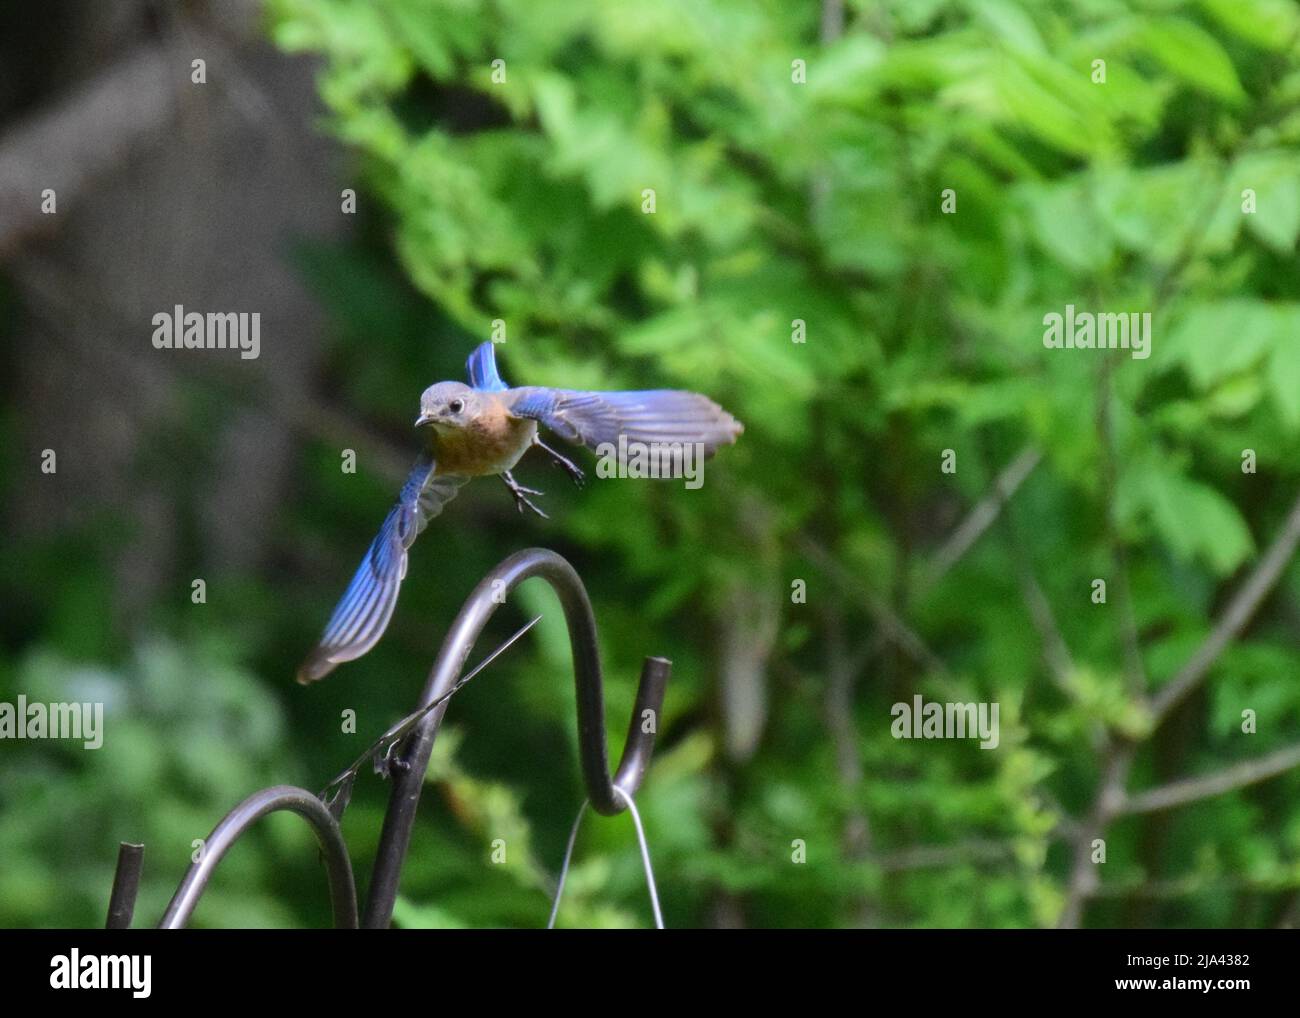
xmin=971 ymin=0 xmax=1047 ymax=55
xmin=1095 ymin=162 xmax=1216 ymax=264
xmin=1239 ymin=153 xmax=1300 ymax=252
xmin=1269 ymin=337 xmax=1300 ymax=429
xmin=1142 ymin=16 xmax=1245 ymax=103
xmin=996 ymin=58 xmax=1108 ymax=156
xmin=1140 ymin=468 xmax=1255 ymax=574
xmin=806 ymin=36 xmax=887 ymax=102
xmin=1197 ymin=0 xmax=1300 ymax=51
xmin=1023 ymin=179 xmax=1111 ymax=272
xmin=1164 ymin=300 xmax=1278 ymax=387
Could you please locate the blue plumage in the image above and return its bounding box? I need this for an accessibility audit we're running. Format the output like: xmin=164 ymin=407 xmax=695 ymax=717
xmin=298 ymin=343 xmax=741 ymax=684
xmin=505 ymin=387 xmax=742 ymax=455
xmin=466 ymin=341 xmax=509 ymax=392
xmin=297 ymin=457 xmax=467 ymax=684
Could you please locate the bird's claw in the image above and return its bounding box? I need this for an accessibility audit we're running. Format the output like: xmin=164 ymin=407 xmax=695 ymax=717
xmin=535 ymin=437 xmax=586 ymax=488
xmin=514 ymin=494 xmax=549 ymax=518
xmin=511 ymin=490 xmax=549 ymax=518
xmin=502 ymin=472 xmax=549 ymax=519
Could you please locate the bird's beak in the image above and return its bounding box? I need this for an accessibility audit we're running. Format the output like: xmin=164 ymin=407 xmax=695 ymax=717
xmin=414 ymin=411 xmax=435 ymax=428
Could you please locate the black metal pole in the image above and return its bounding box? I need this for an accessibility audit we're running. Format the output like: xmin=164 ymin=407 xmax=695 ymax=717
xmin=105 ymin=842 xmax=144 ymax=929
xmin=157 ymin=784 xmax=358 ymax=929
xmin=361 ymin=547 xmax=670 ymax=928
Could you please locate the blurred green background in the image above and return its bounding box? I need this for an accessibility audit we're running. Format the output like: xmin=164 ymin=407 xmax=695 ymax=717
xmin=2 ymin=0 xmax=1300 ymax=928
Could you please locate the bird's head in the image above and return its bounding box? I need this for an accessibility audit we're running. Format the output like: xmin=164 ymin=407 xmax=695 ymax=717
xmin=416 ymin=381 xmax=478 ymax=431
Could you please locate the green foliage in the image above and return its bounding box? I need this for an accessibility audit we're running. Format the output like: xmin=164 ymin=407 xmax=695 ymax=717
xmin=259 ymin=0 xmax=1300 ymax=927
xmin=0 ymin=641 xmax=312 ymax=928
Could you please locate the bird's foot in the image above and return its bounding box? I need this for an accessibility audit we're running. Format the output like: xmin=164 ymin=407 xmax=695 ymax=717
xmin=511 ymin=491 xmax=550 ymax=518
xmin=375 ymin=742 xmax=411 ymax=780
xmin=535 ymin=437 xmax=586 ymax=488
xmin=501 ymin=471 xmax=549 ymax=519
xmin=557 ymin=459 xmax=586 ymax=488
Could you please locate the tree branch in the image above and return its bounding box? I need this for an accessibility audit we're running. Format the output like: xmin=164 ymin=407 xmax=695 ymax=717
xmin=1056 ymin=745 xmax=1135 ymax=928
xmin=0 ymin=44 xmax=184 ymax=257
xmin=923 ymin=445 xmax=1041 ymax=593
xmin=1122 ymin=742 xmax=1300 ymax=815
xmin=796 ymin=534 xmax=953 ymax=679
xmin=1151 ymin=490 xmax=1300 ymax=723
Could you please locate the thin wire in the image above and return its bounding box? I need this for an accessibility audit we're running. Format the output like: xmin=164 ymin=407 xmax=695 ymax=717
xmin=614 ymin=786 xmax=664 ymax=930
xmin=547 ymin=800 xmax=588 ymax=929
xmin=547 ymin=788 xmax=664 ymax=930
xmin=320 ymin=614 xmax=543 ymax=799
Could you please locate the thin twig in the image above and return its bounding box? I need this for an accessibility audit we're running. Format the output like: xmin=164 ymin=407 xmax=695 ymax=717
xmin=1016 ymin=559 xmax=1077 ymax=693
xmin=1090 ymin=873 xmax=1281 ymax=901
xmin=975 ymin=438 xmax=1078 ymax=695
xmin=1057 ymin=151 xmax=1299 ymax=926
xmin=1151 ymin=491 xmax=1300 ymax=723
xmin=1056 ymin=745 xmax=1135 ymax=928
xmin=320 ymin=614 xmax=543 ymax=800
xmin=797 ymin=535 xmax=953 ymax=678
xmin=1097 ymin=352 xmax=1146 ymax=695
xmin=822 ymin=609 xmax=875 ymax=925
xmin=819 ymin=0 xmax=845 ymax=43
xmin=875 ymin=838 xmax=1015 ymax=872
xmin=824 ymin=611 xmax=870 ymax=856
xmin=923 ymin=445 xmax=1042 ymax=593
xmin=1122 ymin=742 xmax=1300 ymax=815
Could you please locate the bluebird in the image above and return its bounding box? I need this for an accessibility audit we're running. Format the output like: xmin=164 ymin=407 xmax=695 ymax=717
xmin=297 ymin=343 xmax=743 ymax=684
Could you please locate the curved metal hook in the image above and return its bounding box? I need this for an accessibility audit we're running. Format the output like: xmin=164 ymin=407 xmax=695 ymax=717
xmin=157 ymin=784 xmax=358 ymax=929
xmin=362 ymin=547 xmax=671 ymax=928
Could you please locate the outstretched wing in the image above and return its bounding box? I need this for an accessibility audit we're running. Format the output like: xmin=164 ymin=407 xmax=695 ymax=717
xmin=297 ymin=455 xmax=468 ymax=684
xmin=466 ymin=341 xmax=509 ymax=392
xmin=504 ymin=387 xmax=743 ymax=457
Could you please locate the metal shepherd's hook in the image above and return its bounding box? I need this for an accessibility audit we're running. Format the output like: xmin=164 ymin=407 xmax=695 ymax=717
xmin=362 ymin=547 xmax=670 ymax=928
xmin=103 ymin=548 xmax=669 ymax=930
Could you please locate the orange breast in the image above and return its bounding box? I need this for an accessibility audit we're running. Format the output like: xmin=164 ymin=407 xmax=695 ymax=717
xmin=433 ymin=409 xmax=537 ymax=477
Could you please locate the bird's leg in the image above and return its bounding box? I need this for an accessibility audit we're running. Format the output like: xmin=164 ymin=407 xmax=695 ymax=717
xmin=375 ymin=740 xmax=410 ymax=779
xmin=533 ymin=435 xmax=586 ymax=487
xmin=501 ymin=470 xmax=549 ymax=518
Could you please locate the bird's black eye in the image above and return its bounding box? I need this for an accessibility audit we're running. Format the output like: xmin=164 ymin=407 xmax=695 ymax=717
xmin=448 ymin=399 xmax=464 ymax=414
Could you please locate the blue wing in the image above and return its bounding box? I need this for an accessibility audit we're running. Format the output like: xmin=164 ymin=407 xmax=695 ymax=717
xmin=505 ymin=387 xmax=743 ymax=456
xmin=297 ymin=456 xmax=469 ymax=684
xmin=466 ymin=341 xmax=509 ymax=392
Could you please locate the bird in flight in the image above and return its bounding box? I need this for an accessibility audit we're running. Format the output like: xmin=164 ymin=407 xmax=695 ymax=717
xmin=297 ymin=343 xmax=743 ymax=684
